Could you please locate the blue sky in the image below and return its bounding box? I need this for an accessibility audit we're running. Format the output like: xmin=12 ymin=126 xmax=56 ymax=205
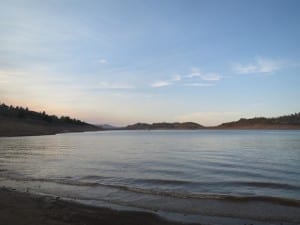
xmin=0 ymin=0 xmax=299 ymax=125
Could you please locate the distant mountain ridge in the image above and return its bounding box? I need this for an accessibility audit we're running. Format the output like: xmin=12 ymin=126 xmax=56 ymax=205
xmin=98 ymin=124 xmax=119 ymax=129
xmin=1 ymin=102 xmax=300 ymax=136
xmin=218 ymin=113 xmax=300 ymax=129
xmin=125 ymin=113 xmax=300 ymax=130
xmin=126 ymin=122 xmax=204 ymax=130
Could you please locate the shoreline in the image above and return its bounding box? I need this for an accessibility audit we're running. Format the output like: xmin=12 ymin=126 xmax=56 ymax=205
xmin=1 ymin=181 xmax=299 ymax=225
xmin=1 ymin=127 xmax=300 ymax=138
xmin=0 ymin=187 xmax=199 ymax=225
xmin=0 ymin=114 xmax=102 ymax=138
xmin=0 ymin=129 xmax=102 ymax=138
xmin=0 ymin=124 xmax=102 ymax=138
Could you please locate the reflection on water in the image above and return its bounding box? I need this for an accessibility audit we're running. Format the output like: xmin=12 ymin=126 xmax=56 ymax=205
xmin=0 ymin=130 xmax=300 ymax=224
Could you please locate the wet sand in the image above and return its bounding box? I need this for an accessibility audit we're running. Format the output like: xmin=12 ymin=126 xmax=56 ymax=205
xmin=0 ymin=187 xmax=199 ymax=225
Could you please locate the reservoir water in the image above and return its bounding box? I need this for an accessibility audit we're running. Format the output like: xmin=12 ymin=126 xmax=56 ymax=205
xmin=0 ymin=130 xmax=299 ymax=224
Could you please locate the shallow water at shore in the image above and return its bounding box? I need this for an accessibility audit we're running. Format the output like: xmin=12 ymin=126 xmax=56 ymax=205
xmin=0 ymin=130 xmax=299 ymax=224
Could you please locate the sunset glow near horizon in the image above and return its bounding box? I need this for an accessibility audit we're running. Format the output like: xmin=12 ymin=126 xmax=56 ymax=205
xmin=1 ymin=0 xmax=300 ymax=126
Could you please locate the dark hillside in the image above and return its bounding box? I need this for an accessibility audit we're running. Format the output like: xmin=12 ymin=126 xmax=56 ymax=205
xmin=0 ymin=103 xmax=101 ymax=137
xmin=126 ymin=122 xmax=204 ymax=130
xmin=218 ymin=113 xmax=300 ymax=129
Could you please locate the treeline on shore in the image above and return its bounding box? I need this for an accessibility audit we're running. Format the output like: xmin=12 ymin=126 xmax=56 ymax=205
xmin=126 ymin=113 xmax=300 ymax=130
xmin=219 ymin=113 xmax=300 ymax=128
xmin=0 ymin=103 xmax=88 ymax=126
xmin=126 ymin=122 xmax=203 ymax=130
xmin=0 ymin=103 xmax=100 ymax=137
xmin=1 ymin=102 xmax=300 ymax=137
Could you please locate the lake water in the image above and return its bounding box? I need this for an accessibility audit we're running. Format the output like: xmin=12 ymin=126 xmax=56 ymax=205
xmin=0 ymin=130 xmax=299 ymax=224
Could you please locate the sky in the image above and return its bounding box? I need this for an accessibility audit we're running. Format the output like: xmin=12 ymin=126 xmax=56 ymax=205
xmin=0 ymin=0 xmax=300 ymax=126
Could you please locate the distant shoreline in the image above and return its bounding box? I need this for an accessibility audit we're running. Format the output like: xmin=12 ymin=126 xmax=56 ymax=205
xmin=122 ymin=114 xmax=300 ymax=130
xmin=0 ymin=103 xmax=103 ymax=137
xmin=118 ymin=124 xmax=300 ymax=131
xmin=0 ymin=125 xmax=103 ymax=137
xmin=1 ymin=126 xmax=300 ymax=138
xmin=0 ymin=129 xmax=101 ymax=138
xmin=121 ymin=126 xmax=300 ymax=130
xmin=0 ymin=115 xmax=102 ymax=137
xmin=1 ymin=103 xmax=299 ymax=137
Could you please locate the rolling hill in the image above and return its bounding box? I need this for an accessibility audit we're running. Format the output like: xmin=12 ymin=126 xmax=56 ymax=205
xmin=0 ymin=103 xmax=101 ymax=137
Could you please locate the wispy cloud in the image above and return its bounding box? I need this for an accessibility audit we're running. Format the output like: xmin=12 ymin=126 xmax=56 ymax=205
xmin=150 ymin=80 xmax=172 ymax=88
xmin=151 ymin=68 xmax=221 ymax=88
xmin=200 ymin=73 xmax=222 ymax=81
xmin=184 ymin=83 xmax=214 ymax=87
xmin=99 ymin=59 xmax=107 ymax=64
xmin=186 ymin=68 xmax=222 ymax=81
xmin=98 ymin=82 xmax=134 ymax=89
xmin=150 ymin=74 xmax=182 ymax=88
xmin=171 ymin=74 xmax=182 ymax=81
xmin=186 ymin=68 xmax=201 ymax=78
xmin=0 ymin=69 xmax=27 ymax=77
xmin=232 ymin=57 xmax=283 ymax=74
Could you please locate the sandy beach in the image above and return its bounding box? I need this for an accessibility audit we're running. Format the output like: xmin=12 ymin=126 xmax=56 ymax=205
xmin=0 ymin=187 xmax=199 ymax=225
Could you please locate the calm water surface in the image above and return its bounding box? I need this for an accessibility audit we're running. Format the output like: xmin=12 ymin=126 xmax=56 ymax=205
xmin=0 ymin=130 xmax=299 ymax=224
